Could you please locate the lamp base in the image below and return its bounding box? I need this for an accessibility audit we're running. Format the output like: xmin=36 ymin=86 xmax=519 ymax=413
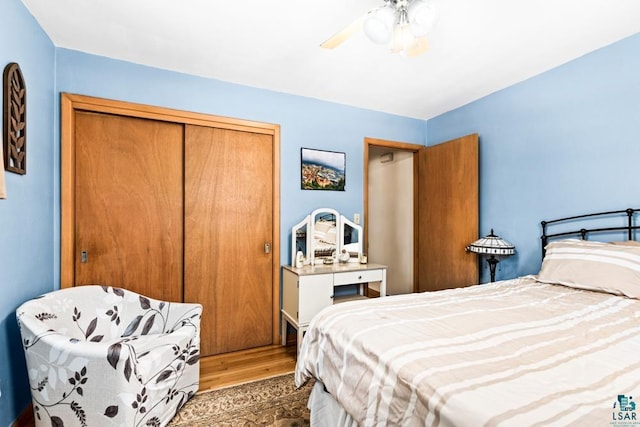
xmin=486 ymin=256 xmax=499 ymax=282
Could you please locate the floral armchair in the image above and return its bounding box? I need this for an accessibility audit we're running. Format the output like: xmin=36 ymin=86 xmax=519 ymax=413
xmin=16 ymin=285 xmax=202 ymax=427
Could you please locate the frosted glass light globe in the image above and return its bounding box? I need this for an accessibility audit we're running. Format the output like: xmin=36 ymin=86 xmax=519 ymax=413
xmin=408 ymin=0 xmax=438 ymax=37
xmin=364 ymin=6 xmax=396 ymax=44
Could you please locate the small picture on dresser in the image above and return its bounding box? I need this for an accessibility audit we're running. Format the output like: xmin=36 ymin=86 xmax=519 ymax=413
xmin=301 ymin=148 xmax=345 ymax=191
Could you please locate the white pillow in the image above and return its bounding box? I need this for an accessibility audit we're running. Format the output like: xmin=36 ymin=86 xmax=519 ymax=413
xmin=537 ymin=239 xmax=640 ymax=299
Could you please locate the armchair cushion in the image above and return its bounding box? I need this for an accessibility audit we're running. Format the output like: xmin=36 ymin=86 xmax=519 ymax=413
xmin=17 ymin=285 xmax=202 ymax=427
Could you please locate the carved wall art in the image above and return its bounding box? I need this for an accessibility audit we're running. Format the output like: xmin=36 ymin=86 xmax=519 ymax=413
xmin=3 ymin=62 xmax=27 ymax=174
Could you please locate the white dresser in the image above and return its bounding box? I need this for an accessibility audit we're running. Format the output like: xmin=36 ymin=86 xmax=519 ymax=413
xmin=281 ymin=263 xmax=387 ymax=354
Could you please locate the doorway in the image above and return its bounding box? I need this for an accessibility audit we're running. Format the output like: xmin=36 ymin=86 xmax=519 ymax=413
xmin=364 ymin=134 xmax=479 ymax=294
xmin=365 ymin=138 xmax=423 ymax=295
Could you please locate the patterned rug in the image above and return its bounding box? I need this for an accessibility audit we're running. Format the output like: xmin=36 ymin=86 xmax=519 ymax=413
xmin=169 ymin=373 xmax=313 ymax=426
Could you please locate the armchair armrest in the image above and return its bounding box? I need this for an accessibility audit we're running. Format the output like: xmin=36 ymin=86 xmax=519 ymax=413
xmin=127 ymin=326 xmax=200 ymax=385
xmin=164 ymin=302 xmax=202 ymax=333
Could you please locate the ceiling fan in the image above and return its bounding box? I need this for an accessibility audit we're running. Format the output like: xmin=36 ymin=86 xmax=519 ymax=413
xmin=321 ymin=0 xmax=438 ymax=58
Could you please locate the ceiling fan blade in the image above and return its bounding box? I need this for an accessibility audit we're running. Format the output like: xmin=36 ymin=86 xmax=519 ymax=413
xmin=406 ymin=37 xmax=429 ymax=58
xmin=320 ymin=14 xmax=366 ymax=49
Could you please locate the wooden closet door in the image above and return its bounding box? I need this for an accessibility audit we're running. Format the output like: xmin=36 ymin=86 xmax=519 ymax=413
xmin=416 ymin=134 xmax=479 ymax=292
xmin=185 ymin=125 xmax=273 ymax=356
xmin=74 ymin=112 xmax=184 ymax=301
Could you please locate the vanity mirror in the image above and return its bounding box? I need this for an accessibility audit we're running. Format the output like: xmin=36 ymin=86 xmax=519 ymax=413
xmin=291 ymin=208 xmax=363 ymax=266
xmin=342 ymin=217 xmax=361 ymax=261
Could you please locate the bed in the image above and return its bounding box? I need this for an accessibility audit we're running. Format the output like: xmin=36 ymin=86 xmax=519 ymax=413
xmin=294 ymin=209 xmax=640 ymax=427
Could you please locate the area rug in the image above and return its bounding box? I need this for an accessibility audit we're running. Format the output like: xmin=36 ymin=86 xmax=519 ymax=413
xmin=169 ymin=373 xmax=313 ymax=426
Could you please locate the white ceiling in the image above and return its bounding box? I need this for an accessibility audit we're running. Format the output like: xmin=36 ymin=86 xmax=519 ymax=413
xmin=21 ymin=0 xmax=640 ymax=119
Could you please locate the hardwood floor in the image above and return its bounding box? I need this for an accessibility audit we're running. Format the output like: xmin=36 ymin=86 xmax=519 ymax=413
xmin=199 ymin=343 xmax=298 ymax=392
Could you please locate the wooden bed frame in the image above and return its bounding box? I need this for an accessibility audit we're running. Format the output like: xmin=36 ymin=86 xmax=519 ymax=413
xmin=541 ymin=207 xmax=640 ymax=257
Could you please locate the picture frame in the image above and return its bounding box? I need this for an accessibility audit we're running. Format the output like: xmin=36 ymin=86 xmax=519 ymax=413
xmin=301 ymin=148 xmax=345 ymax=191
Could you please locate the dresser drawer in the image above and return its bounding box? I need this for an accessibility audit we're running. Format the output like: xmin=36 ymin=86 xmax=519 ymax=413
xmin=333 ymin=269 xmax=383 ymax=285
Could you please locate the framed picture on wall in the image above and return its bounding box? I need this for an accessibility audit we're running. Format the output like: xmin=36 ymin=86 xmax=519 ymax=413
xmin=301 ymin=148 xmax=345 ymax=191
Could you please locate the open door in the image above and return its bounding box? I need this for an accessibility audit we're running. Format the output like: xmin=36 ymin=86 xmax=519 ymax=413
xmin=416 ymin=134 xmax=479 ymax=292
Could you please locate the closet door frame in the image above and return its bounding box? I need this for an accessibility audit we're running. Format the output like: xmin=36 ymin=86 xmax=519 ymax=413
xmin=60 ymin=93 xmax=281 ymax=344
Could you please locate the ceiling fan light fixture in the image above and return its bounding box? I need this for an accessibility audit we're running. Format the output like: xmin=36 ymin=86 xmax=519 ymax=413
xmin=363 ymin=6 xmax=396 ymax=44
xmin=322 ymin=0 xmax=436 ymax=57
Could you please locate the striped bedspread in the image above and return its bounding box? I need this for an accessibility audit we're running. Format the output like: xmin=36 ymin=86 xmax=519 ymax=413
xmin=294 ymin=276 xmax=640 ymax=427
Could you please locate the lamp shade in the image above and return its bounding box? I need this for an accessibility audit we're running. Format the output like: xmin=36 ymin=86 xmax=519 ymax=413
xmin=467 ymin=229 xmax=515 ymax=256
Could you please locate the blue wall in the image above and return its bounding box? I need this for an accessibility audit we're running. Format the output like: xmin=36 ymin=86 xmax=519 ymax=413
xmin=427 ymin=33 xmax=640 ymax=282
xmin=0 ymin=0 xmax=55 ymax=424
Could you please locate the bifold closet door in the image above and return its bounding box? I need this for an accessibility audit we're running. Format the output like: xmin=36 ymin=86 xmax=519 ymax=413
xmin=74 ymin=112 xmax=184 ymax=301
xmin=185 ymin=125 xmax=273 ymax=356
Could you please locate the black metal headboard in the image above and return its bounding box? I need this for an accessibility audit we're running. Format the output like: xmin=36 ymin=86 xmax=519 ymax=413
xmin=541 ymin=208 xmax=640 ymax=258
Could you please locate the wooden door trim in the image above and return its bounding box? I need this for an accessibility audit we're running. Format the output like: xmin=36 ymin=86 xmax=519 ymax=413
xmin=60 ymin=94 xmax=76 ymax=288
xmin=61 ymin=93 xmax=281 ymax=345
xmin=62 ymin=93 xmax=278 ymax=135
xmin=271 ymin=126 xmax=281 ymax=345
xmin=363 ymin=137 xmax=424 ymax=293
